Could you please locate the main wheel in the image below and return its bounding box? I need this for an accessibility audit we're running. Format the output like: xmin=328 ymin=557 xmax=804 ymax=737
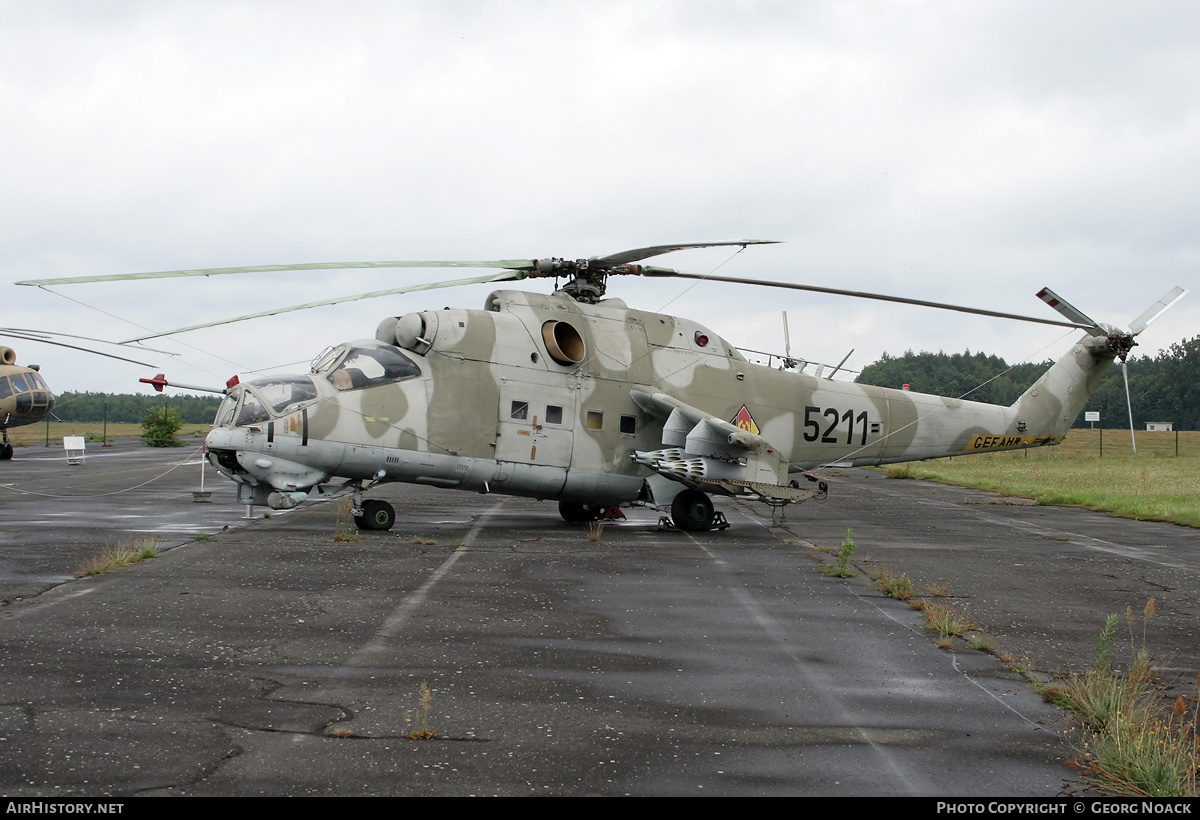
xmin=558 ymin=500 xmax=599 ymax=523
xmin=671 ymin=489 xmax=715 ymax=532
xmin=0 ymin=442 xmax=12 ymax=461
xmin=355 ymin=499 xmax=396 ymax=531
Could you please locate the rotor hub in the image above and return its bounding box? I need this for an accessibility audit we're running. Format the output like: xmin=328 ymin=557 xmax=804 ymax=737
xmin=531 ymin=259 xmax=644 ymax=303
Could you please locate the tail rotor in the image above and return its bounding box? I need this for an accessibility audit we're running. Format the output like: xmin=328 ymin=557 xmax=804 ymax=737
xmin=1037 ymin=285 xmax=1188 ymax=454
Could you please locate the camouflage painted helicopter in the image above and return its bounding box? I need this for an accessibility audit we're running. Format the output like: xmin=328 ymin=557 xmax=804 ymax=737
xmin=18 ymin=242 xmax=1186 ymax=529
xmin=0 ymin=329 xmax=164 ymax=460
xmin=0 ymin=345 xmax=55 ymax=460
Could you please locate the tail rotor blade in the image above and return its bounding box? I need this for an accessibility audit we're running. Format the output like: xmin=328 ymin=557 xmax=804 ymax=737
xmin=1128 ymin=286 xmax=1188 ymax=336
xmin=1122 ymin=360 xmax=1137 ymax=456
xmin=1035 ymin=287 xmax=1105 ymax=336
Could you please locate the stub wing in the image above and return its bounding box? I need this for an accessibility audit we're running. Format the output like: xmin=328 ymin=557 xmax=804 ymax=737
xmin=629 ymin=390 xmax=816 ymax=503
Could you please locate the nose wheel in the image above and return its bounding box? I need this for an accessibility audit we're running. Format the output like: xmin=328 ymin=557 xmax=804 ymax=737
xmin=1 ymin=430 xmax=12 ymax=460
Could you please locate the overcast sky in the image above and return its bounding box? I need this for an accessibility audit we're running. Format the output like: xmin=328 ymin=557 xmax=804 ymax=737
xmin=2 ymin=0 xmax=1196 ymax=397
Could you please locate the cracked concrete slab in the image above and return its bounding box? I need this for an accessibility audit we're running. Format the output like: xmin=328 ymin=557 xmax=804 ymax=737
xmin=1 ymin=452 xmax=1195 ymax=795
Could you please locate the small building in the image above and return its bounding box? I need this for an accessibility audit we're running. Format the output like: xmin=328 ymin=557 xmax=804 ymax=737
xmin=1145 ymin=421 xmax=1174 ymax=432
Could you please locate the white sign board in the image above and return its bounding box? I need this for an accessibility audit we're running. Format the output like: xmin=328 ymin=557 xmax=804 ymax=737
xmin=1085 ymin=411 xmax=1100 ymax=422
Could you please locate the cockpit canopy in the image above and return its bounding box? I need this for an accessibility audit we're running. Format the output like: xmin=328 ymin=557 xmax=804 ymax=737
xmin=213 ymin=342 xmax=423 ymax=429
xmin=0 ymin=370 xmax=54 ymax=417
xmin=312 ymin=342 xmax=421 ymax=391
xmin=215 ymin=375 xmax=321 ymax=428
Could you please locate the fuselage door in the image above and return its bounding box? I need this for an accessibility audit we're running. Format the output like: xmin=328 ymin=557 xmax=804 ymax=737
xmin=495 ymin=379 xmax=576 ymax=469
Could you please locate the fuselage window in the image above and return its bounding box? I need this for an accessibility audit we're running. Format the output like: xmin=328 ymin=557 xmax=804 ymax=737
xmin=586 ymin=410 xmax=603 ymax=430
xmin=545 ymin=405 xmax=563 ymax=425
xmin=0 ymin=377 xmax=10 ymax=400
xmin=510 ymin=401 xmax=528 ymax=420
xmin=619 ymin=415 xmax=637 ymax=435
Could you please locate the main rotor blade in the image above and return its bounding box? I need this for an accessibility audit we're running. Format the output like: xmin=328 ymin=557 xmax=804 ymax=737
xmin=17 ymin=259 xmax=539 ymax=287
xmin=0 ymin=328 xmax=179 ymax=357
xmin=642 ymin=270 xmax=1094 ymax=332
xmin=1127 ymin=286 xmax=1188 ymax=336
xmin=593 ymin=240 xmax=779 ymax=267
xmin=0 ymin=330 xmax=162 ymax=367
xmin=120 ymin=271 xmax=524 ymax=343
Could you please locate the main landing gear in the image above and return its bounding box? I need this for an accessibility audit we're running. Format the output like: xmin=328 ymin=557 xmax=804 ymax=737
xmin=559 ymin=490 xmax=728 ymax=532
xmin=670 ymin=489 xmax=715 ymax=531
xmin=354 ymin=498 xmax=396 ymax=531
xmin=558 ymin=501 xmax=626 ymax=523
xmin=1 ymin=430 xmax=13 ymax=461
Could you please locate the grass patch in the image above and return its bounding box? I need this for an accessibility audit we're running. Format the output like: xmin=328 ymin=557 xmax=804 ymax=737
xmin=1052 ymin=600 xmax=1198 ymax=797
xmin=923 ymin=582 xmax=950 ymax=598
xmin=869 ymin=565 xmax=916 ymax=601
xmin=886 ymin=430 xmax=1200 ymax=527
xmin=193 ymin=532 xmax=219 ymax=541
xmin=7 ymin=422 xmax=146 ymax=446
xmin=968 ymin=632 xmax=997 ymax=652
xmin=914 ymin=599 xmax=976 ymax=643
xmin=76 ymin=536 xmax=160 ymax=576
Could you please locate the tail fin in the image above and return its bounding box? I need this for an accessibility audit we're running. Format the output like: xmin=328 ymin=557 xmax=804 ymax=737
xmin=1013 ymin=286 xmax=1187 ymax=437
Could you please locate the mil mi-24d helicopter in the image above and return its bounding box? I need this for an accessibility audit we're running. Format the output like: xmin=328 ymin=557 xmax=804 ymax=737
xmin=18 ymin=242 xmax=1186 ymax=530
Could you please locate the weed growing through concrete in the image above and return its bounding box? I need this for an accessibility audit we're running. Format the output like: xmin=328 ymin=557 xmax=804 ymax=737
xmin=407 ymin=681 xmax=436 ymax=740
xmin=193 ymin=532 xmax=218 ymax=541
xmin=1094 ymin=612 xmax=1121 ymax=671
xmin=332 ymin=498 xmax=359 ymax=543
xmin=968 ymin=632 xmax=996 ymax=652
xmin=869 ymin=566 xmax=915 ymax=600
xmin=821 ymin=529 xmax=857 ymax=577
xmin=913 ymin=600 xmax=975 ymax=645
xmin=586 ymin=522 xmax=604 ymax=542
xmin=1050 ymin=600 xmax=1198 ymax=797
xmin=76 ymin=536 xmax=159 ymax=576
xmin=999 ymin=652 xmax=1030 ymax=674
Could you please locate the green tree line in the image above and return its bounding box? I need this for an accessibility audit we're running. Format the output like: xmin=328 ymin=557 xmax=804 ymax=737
xmin=50 ymin=392 xmax=221 ymax=424
xmin=856 ymin=336 xmax=1199 ymax=429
